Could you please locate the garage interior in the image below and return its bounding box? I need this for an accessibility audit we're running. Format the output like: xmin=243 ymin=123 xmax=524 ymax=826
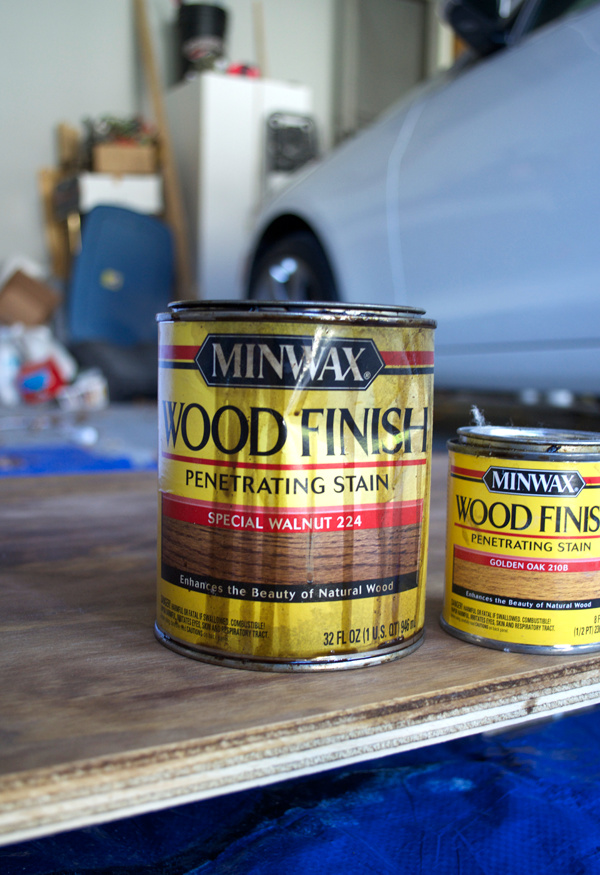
xmin=2 ymin=1 xmax=600 ymax=872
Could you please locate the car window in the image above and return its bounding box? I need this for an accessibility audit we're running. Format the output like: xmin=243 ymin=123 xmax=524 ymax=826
xmin=522 ymin=0 xmax=599 ymax=32
xmin=443 ymin=0 xmax=598 ymax=58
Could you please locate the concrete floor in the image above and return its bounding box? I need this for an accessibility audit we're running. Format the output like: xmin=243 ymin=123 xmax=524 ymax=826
xmin=1 ymin=390 xmax=599 ymax=468
xmin=0 ymin=400 xmax=159 ymax=468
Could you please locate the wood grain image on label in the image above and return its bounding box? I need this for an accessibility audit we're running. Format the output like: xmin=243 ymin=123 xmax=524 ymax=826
xmin=452 ymin=552 xmax=600 ymax=602
xmin=162 ymin=516 xmax=421 ymax=586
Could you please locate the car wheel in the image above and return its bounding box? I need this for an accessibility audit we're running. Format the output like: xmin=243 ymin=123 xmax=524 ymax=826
xmin=248 ymin=231 xmax=338 ymax=302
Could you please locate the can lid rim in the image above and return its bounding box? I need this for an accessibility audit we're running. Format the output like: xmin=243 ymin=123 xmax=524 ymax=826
xmin=457 ymin=425 xmax=600 ymax=452
xmin=157 ymin=299 xmax=436 ymax=326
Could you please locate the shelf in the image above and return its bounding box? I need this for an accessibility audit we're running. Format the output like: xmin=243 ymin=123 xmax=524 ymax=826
xmin=2 ymin=454 xmax=600 ymax=845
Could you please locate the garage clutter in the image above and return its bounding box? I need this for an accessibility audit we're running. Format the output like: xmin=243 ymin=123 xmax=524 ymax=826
xmin=44 ymin=115 xmax=163 ymax=281
xmin=0 ymin=113 xmax=175 ymax=416
xmin=0 ymin=259 xmax=108 ymax=412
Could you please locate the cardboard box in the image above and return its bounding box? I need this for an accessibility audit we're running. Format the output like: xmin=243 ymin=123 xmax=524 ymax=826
xmin=93 ymin=143 xmax=158 ymax=174
xmin=0 ymin=271 xmax=61 ymax=326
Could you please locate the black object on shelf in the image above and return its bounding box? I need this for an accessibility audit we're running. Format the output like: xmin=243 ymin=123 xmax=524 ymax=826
xmin=177 ymin=3 xmax=228 ymax=78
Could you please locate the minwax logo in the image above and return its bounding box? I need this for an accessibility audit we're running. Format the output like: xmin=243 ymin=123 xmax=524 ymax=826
xmin=483 ymin=467 xmax=585 ymax=497
xmin=195 ymin=334 xmax=384 ymax=390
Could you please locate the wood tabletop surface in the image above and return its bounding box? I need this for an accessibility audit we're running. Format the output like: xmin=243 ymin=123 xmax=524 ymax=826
xmin=2 ymin=452 xmax=600 ymax=845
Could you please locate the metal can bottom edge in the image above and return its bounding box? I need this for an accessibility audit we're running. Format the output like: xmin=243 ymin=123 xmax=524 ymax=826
xmin=439 ymin=615 xmax=600 ymax=655
xmin=154 ymin=623 xmax=425 ymax=672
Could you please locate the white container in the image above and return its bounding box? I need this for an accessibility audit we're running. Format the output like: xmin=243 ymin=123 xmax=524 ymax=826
xmin=78 ymin=173 xmax=163 ymax=215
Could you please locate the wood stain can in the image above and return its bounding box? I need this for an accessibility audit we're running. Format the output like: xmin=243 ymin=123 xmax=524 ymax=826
xmin=442 ymin=425 xmax=600 ymax=653
xmin=155 ymin=301 xmax=436 ymax=671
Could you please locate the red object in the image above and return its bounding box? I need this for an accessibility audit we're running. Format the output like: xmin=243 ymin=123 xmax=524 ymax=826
xmin=227 ymin=63 xmax=260 ymax=77
xmin=18 ymin=358 xmax=67 ymax=404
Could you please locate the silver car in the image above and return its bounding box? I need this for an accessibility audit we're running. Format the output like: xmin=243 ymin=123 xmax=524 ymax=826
xmin=246 ymin=0 xmax=600 ymax=396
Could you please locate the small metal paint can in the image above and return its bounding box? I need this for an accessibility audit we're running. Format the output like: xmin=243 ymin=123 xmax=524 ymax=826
xmin=155 ymin=300 xmax=435 ymax=671
xmin=441 ymin=425 xmax=600 ymax=653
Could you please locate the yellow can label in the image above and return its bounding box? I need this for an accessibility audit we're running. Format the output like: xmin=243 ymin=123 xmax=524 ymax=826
xmin=156 ymin=315 xmax=434 ymax=663
xmin=443 ymin=447 xmax=600 ymax=648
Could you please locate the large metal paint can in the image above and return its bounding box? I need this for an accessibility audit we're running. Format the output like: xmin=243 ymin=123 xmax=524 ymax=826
xmin=156 ymin=301 xmax=435 ymax=671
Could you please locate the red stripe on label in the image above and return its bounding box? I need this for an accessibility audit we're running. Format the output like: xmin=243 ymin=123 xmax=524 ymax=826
xmin=380 ymin=351 xmax=434 ymax=366
xmin=455 ymin=545 xmax=600 ymax=573
xmin=159 ymin=345 xmax=198 ymax=360
xmin=160 ymin=346 xmax=433 ymax=366
xmin=162 ymin=493 xmax=422 ymax=531
xmin=451 ymin=465 xmax=484 ymax=479
xmin=161 ymin=452 xmax=426 ymax=470
xmin=455 ymin=522 xmax=600 ymax=541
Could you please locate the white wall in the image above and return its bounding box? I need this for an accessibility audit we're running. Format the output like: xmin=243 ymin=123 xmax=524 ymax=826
xmin=0 ymin=0 xmax=336 ymax=277
xmin=0 ymin=1 xmax=138 ymax=271
xmin=220 ymin=0 xmax=336 ymax=148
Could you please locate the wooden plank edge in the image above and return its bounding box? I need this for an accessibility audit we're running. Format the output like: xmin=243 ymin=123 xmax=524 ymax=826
xmin=1 ymin=661 xmax=600 ymax=846
xmin=133 ymin=0 xmax=193 ymax=298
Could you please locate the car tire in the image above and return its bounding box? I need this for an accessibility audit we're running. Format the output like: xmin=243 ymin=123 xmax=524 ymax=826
xmin=248 ymin=231 xmax=338 ymax=302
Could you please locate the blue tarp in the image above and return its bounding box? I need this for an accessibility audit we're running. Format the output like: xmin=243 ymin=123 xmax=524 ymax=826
xmin=3 ymin=705 xmax=600 ymax=874
xmin=0 ymin=445 xmax=156 ymax=477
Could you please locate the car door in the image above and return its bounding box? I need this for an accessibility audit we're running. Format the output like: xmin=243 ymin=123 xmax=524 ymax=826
xmin=391 ymin=0 xmax=600 ymax=392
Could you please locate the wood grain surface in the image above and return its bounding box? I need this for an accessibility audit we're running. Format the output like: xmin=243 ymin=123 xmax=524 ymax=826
xmin=2 ymin=457 xmax=600 ymax=846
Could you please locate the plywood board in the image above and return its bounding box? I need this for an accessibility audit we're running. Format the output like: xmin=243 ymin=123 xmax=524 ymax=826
xmin=2 ymin=455 xmax=600 ymax=845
